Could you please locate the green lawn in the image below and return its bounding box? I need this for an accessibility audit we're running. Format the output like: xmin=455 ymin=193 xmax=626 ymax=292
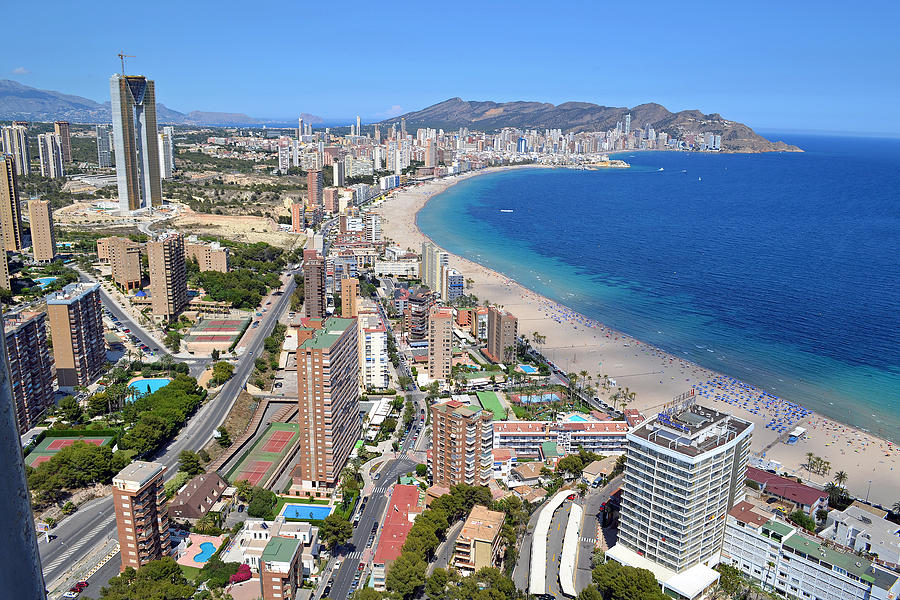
xmin=179 ymin=564 xmax=201 ymax=581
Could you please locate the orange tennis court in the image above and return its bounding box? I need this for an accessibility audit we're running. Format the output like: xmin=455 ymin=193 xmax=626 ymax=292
xmin=262 ymin=430 xmax=296 ymax=454
xmin=234 ymin=460 xmax=273 ymax=486
xmin=46 ymin=438 xmax=105 ymax=451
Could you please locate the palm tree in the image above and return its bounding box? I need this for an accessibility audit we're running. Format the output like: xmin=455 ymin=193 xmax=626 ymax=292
xmin=805 ymin=452 xmax=815 ymax=475
xmin=892 ymin=500 xmax=900 ymax=514
xmin=834 ymin=470 xmax=848 ymax=487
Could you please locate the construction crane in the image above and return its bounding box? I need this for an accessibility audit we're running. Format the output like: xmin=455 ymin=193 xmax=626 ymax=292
xmin=117 ymin=52 xmax=135 ymax=75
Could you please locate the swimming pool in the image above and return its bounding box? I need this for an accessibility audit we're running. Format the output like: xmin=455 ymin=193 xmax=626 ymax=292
xmin=35 ymin=276 xmax=58 ymax=288
xmin=128 ymin=377 xmax=172 ymax=396
xmin=281 ymin=503 xmax=334 ymax=520
xmin=193 ymin=542 xmax=216 ymax=563
xmin=518 ymin=393 xmax=561 ymax=404
xmin=565 ymin=414 xmax=588 ymax=422
xmin=518 ymin=364 xmax=538 ymax=374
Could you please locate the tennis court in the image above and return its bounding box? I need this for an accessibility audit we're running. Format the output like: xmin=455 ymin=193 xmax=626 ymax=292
xmin=234 ymin=460 xmax=274 ymax=486
xmin=227 ymin=422 xmax=299 ymax=488
xmin=262 ymin=430 xmax=296 ymax=454
xmin=26 ymin=434 xmax=114 ymax=467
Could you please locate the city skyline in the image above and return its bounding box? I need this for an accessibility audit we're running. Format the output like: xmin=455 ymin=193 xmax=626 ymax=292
xmin=2 ymin=1 xmax=899 ymax=134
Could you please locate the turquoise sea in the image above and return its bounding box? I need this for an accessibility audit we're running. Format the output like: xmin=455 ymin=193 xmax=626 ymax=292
xmin=417 ymin=134 xmax=900 ymax=441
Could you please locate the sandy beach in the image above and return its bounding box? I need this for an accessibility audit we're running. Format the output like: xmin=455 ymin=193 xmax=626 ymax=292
xmin=374 ymin=167 xmax=900 ymax=507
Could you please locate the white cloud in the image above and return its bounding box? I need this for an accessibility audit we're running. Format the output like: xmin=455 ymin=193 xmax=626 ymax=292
xmin=375 ymin=105 xmax=404 ymax=118
xmin=12 ymin=66 xmax=29 ymax=75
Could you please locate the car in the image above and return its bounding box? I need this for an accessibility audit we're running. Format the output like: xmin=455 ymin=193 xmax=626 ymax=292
xmin=238 ymin=504 xmax=244 ymax=513
xmin=123 ymin=328 xmax=130 ymax=333
xmin=63 ymin=593 xmax=79 ymax=599
xmin=75 ymin=582 xmax=88 ymax=590
xmin=322 ymin=585 xmax=331 ymax=596
xmin=266 ymin=301 xmax=272 ymax=306
xmin=373 ymin=473 xmax=380 ymax=480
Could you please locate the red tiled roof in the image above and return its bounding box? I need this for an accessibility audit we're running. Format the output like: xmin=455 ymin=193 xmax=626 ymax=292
xmin=728 ymin=500 xmax=770 ymax=527
xmin=373 ymin=485 xmax=422 ymax=565
xmin=745 ymin=467 xmax=827 ymax=506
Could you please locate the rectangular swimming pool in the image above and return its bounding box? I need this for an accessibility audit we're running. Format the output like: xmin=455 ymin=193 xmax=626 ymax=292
xmin=281 ymin=503 xmax=334 ymax=520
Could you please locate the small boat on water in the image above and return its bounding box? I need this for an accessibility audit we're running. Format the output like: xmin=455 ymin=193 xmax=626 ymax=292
xmin=698 ymin=177 xmax=702 ymax=181
xmin=658 ymin=167 xmax=664 ymax=171
xmin=500 ymin=209 xmax=514 ymax=213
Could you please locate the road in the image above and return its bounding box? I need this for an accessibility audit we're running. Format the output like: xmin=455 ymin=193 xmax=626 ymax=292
xmin=39 ymin=274 xmax=297 ymax=592
xmin=575 ymin=476 xmax=623 ymax=592
xmin=325 ymin=392 xmax=426 ymax=600
xmin=545 ymin=502 xmax=572 ymax=598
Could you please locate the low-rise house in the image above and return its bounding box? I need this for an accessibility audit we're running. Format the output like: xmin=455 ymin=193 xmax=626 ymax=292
xmin=221 ymin=518 xmax=320 ymax=577
xmin=492 ymin=448 xmax=516 ymax=484
xmin=581 ymin=456 xmax=619 ymax=487
xmin=509 ymin=462 xmax=545 ymax=488
xmin=745 ymin=467 xmax=829 ymax=516
xmin=168 ymin=473 xmax=228 ymax=523
xmin=371 ymin=485 xmax=424 ymax=591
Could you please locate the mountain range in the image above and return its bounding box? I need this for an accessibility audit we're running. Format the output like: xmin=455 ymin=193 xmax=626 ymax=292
xmin=380 ymin=98 xmax=800 ymax=153
xmin=0 ymin=79 xmax=321 ymax=126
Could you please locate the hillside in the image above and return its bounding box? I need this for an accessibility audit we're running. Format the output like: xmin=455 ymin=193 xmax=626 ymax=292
xmin=0 ymin=79 xmax=321 ymax=126
xmin=381 ymin=98 xmax=801 ymax=153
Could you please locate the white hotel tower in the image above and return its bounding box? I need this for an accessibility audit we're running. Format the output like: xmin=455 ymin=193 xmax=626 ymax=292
xmin=607 ymin=401 xmax=753 ymax=600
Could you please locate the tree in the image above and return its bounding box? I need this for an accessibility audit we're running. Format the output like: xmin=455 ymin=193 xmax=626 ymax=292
xmin=715 ymin=564 xmax=746 ymax=597
xmin=247 ymin=487 xmax=277 ymax=518
xmin=816 ymin=508 xmax=829 ymax=523
xmin=425 ymin=568 xmax=449 ymax=599
xmin=352 ymin=589 xmax=384 ymax=600
xmin=893 ymin=500 xmax=900 ymax=514
xmin=210 ymin=361 xmax=235 ymax=386
xmin=216 ymin=426 xmax=231 ymax=447
xmin=385 ymin=552 xmax=427 ymax=598
xmin=577 ymin=586 xmax=605 ymax=600
xmin=833 ymin=470 xmax=848 ymax=487
xmin=58 ymin=395 xmax=83 ymax=423
xmin=591 ymin=561 xmax=668 ymax=600
xmin=164 ymin=330 xmax=182 ymax=352
xmin=99 ymin=557 xmax=194 ymax=600
xmin=320 ymin=513 xmax=352 ymax=550
xmin=211 ymin=348 xmax=220 ymax=361
xmin=415 ymin=463 xmax=427 ymax=477
xmin=178 ymin=450 xmax=204 ymax=477
xmin=789 ymin=510 xmax=816 ymax=532
xmin=234 ymin=479 xmax=252 ymax=502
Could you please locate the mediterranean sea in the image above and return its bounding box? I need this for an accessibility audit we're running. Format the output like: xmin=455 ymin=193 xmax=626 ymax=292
xmin=417 ymin=134 xmax=900 ymax=441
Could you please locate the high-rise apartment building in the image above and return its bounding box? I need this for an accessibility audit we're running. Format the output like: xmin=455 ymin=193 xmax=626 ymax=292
xmin=185 ymin=241 xmax=229 ymax=272
xmin=292 ymin=317 xmax=360 ymax=495
xmin=421 ymin=241 xmax=448 ymax=293
xmin=302 ymin=249 xmax=326 ymax=318
xmin=290 ymin=202 xmax=304 ymax=233
xmin=28 ymin=199 xmax=56 ymax=262
xmin=1 ymin=125 xmax=29 ymax=176
xmin=0 ymin=326 xmax=47 ymax=598
xmin=307 ymin=170 xmax=323 ymax=207
xmin=606 ymin=403 xmax=753 ymax=600
xmin=0 ymin=249 xmax=9 ymax=290
xmin=332 ymin=159 xmax=345 ymax=187
xmin=358 ymin=304 xmax=389 ymax=390
xmin=0 ymin=155 xmax=24 ymax=251
xmin=113 ymin=461 xmax=170 ymax=571
xmin=157 ymin=131 xmax=173 ymax=179
xmin=406 ymin=287 xmax=433 ymax=343
xmin=364 ymin=214 xmax=381 ymax=243
xmin=323 ymin=187 xmax=338 ymax=213
xmin=427 ymin=306 xmax=453 ymax=381
xmin=162 ymin=125 xmax=175 ymax=173
xmin=485 ymin=307 xmax=518 ymax=364
xmin=96 ymin=124 xmax=113 ymax=167
xmin=429 ymin=399 xmax=493 ymax=487
xmin=3 ymin=312 xmax=55 ymax=434
xmin=108 ymin=237 xmax=143 ymax=290
xmin=37 ymin=133 xmax=65 ymax=179
xmin=148 ymin=232 xmax=187 ymax=321
xmin=440 ymin=266 xmax=464 ymax=303
xmin=46 ymin=282 xmax=105 ymax=387
xmin=110 ymin=74 xmax=162 ymax=212
xmin=340 ymin=277 xmax=359 ymax=318
xmin=53 ymin=121 xmax=71 ymax=162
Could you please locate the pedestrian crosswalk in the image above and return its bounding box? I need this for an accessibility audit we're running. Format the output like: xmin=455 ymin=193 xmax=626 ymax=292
xmin=580 ymin=537 xmax=596 ymax=544
xmin=347 ymin=551 xmax=362 ymax=559
xmin=373 ymin=485 xmax=390 ymax=494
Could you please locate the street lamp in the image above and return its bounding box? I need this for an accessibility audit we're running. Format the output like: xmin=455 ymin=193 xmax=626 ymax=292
xmin=865 ymin=480 xmax=872 ymax=503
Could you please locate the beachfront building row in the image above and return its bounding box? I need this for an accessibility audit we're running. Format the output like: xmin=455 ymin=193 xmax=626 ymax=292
xmin=492 ymin=420 xmax=631 ymax=457
xmin=723 ymin=500 xmax=900 ymax=600
xmin=606 ymin=404 xmax=754 ymax=600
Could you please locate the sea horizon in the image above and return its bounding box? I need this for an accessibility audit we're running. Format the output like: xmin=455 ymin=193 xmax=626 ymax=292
xmin=417 ymin=133 xmax=900 ymax=442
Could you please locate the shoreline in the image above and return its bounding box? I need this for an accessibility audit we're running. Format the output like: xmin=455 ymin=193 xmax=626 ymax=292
xmin=374 ymin=167 xmax=899 ymax=508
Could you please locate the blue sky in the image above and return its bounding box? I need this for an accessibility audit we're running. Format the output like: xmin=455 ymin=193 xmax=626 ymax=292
xmin=4 ymin=0 xmax=899 ymax=133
